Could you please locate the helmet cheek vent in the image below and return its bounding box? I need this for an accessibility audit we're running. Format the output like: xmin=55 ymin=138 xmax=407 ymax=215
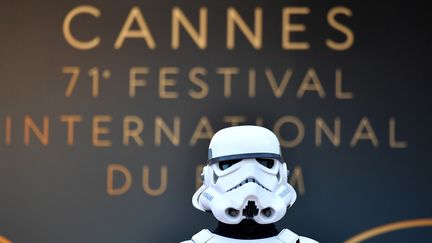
xmin=226 ymin=208 xmax=240 ymax=218
xmin=261 ymin=207 xmax=274 ymax=218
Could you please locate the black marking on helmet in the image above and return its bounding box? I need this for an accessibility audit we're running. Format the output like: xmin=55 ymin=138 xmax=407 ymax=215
xmin=208 ymin=148 xmax=213 ymax=160
xmin=227 ymin=177 xmax=270 ymax=192
xmin=208 ymin=153 xmax=284 ymax=165
xmin=213 ymin=171 xmax=219 ymax=183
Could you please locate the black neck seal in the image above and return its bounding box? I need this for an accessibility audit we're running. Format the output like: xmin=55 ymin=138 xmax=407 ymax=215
xmin=214 ymin=219 xmax=279 ymax=239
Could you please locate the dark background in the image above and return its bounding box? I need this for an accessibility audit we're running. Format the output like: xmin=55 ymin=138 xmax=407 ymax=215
xmin=0 ymin=1 xmax=431 ymax=242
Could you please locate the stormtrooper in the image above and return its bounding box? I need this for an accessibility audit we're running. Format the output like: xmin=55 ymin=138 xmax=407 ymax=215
xmin=182 ymin=125 xmax=318 ymax=243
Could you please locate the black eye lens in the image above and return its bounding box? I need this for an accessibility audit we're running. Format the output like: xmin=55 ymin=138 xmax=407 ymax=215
xmin=256 ymin=158 xmax=274 ymax=168
xmin=219 ymin=159 xmax=241 ymax=170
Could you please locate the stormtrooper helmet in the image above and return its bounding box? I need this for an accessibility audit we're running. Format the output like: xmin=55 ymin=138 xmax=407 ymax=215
xmin=192 ymin=125 xmax=297 ymax=224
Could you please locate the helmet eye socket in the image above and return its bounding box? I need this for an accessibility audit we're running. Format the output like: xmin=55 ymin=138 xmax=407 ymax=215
xmin=219 ymin=159 xmax=241 ymax=170
xmin=256 ymin=158 xmax=275 ymax=168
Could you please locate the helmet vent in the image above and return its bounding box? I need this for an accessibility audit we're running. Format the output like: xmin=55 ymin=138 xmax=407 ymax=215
xmin=261 ymin=207 xmax=273 ymax=217
xmin=227 ymin=208 xmax=239 ymax=217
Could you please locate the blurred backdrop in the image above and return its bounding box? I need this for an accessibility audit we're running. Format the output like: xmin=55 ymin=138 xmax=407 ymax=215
xmin=0 ymin=1 xmax=431 ymax=242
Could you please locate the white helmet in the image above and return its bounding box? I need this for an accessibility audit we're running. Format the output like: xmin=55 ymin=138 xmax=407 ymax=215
xmin=192 ymin=125 xmax=297 ymax=224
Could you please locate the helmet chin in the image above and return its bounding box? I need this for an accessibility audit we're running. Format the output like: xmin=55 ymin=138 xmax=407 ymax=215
xmin=193 ymin=161 xmax=297 ymax=224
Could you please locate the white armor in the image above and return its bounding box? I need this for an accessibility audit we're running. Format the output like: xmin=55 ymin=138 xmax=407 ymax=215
xmin=181 ymin=229 xmax=318 ymax=243
xmin=184 ymin=126 xmax=318 ymax=243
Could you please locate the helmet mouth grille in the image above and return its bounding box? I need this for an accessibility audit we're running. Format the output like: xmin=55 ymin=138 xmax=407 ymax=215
xmin=242 ymin=200 xmax=259 ymax=219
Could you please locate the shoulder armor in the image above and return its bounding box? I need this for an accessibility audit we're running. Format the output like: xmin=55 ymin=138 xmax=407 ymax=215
xmin=299 ymin=236 xmax=319 ymax=243
xmin=277 ymin=229 xmax=300 ymax=243
xmin=189 ymin=229 xmax=213 ymax=243
xmin=277 ymin=229 xmax=318 ymax=243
